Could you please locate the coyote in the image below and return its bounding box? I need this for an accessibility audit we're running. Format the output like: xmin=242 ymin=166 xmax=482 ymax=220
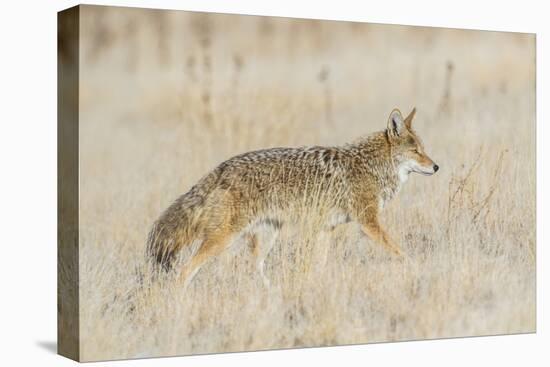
xmin=146 ymin=107 xmax=438 ymax=286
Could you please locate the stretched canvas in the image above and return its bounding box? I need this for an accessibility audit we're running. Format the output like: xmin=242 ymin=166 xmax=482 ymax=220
xmin=58 ymin=4 xmax=536 ymax=362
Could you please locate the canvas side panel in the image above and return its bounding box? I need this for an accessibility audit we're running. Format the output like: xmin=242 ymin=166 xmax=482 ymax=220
xmin=57 ymin=5 xmax=80 ymax=362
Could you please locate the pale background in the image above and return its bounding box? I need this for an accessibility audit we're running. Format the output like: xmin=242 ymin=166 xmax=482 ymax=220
xmin=0 ymin=0 xmax=547 ymax=366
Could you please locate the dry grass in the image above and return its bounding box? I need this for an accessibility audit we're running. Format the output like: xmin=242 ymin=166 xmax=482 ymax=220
xmin=76 ymin=6 xmax=535 ymax=361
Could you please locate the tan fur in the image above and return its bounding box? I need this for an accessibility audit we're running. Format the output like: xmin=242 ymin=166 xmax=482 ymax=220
xmin=146 ymin=107 xmax=438 ymax=286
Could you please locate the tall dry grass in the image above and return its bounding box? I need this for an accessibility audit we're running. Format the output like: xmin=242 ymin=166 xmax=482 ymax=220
xmin=76 ymin=6 xmax=535 ymax=361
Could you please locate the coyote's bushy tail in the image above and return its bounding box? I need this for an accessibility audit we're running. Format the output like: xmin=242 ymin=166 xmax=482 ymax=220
xmin=145 ymin=168 xmax=222 ymax=273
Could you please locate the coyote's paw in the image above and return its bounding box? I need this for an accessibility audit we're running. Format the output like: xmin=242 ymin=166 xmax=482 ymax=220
xmin=391 ymin=247 xmax=408 ymax=261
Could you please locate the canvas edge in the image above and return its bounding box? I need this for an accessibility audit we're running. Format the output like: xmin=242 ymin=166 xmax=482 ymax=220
xmin=57 ymin=4 xmax=80 ymax=362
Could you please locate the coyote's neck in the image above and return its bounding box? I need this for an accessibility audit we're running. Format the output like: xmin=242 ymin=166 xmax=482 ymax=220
xmin=347 ymin=131 xmax=403 ymax=207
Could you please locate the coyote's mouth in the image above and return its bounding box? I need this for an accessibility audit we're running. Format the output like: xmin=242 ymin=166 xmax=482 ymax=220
xmin=415 ymin=169 xmax=435 ymax=176
xmin=399 ymin=160 xmax=436 ymax=177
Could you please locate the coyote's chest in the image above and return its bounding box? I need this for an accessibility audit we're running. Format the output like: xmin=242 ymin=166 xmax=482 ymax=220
xmin=378 ymin=171 xmax=406 ymax=209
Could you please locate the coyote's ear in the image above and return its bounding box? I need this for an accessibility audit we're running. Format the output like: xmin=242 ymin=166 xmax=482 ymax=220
xmin=404 ymin=107 xmax=416 ymax=129
xmin=387 ymin=109 xmax=406 ymax=137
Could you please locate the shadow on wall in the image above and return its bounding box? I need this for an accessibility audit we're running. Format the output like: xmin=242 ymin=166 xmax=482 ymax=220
xmin=36 ymin=340 xmax=57 ymax=354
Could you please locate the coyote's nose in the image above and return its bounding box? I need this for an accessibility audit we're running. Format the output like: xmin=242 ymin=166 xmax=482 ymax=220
xmin=433 ymin=164 xmax=439 ymax=172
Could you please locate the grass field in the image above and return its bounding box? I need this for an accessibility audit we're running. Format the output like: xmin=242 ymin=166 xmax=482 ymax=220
xmin=76 ymin=6 xmax=535 ymax=361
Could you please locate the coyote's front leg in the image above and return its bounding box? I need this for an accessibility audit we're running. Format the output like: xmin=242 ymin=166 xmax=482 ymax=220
xmin=359 ymin=213 xmax=404 ymax=258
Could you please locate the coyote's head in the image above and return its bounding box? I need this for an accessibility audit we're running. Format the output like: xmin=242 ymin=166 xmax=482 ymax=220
xmin=386 ymin=108 xmax=439 ymax=181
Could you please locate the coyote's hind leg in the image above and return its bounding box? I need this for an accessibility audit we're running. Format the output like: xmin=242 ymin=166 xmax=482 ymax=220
xmin=179 ymin=228 xmax=239 ymax=288
xmin=247 ymin=219 xmax=282 ymax=287
xmin=179 ymin=193 xmax=247 ymax=288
